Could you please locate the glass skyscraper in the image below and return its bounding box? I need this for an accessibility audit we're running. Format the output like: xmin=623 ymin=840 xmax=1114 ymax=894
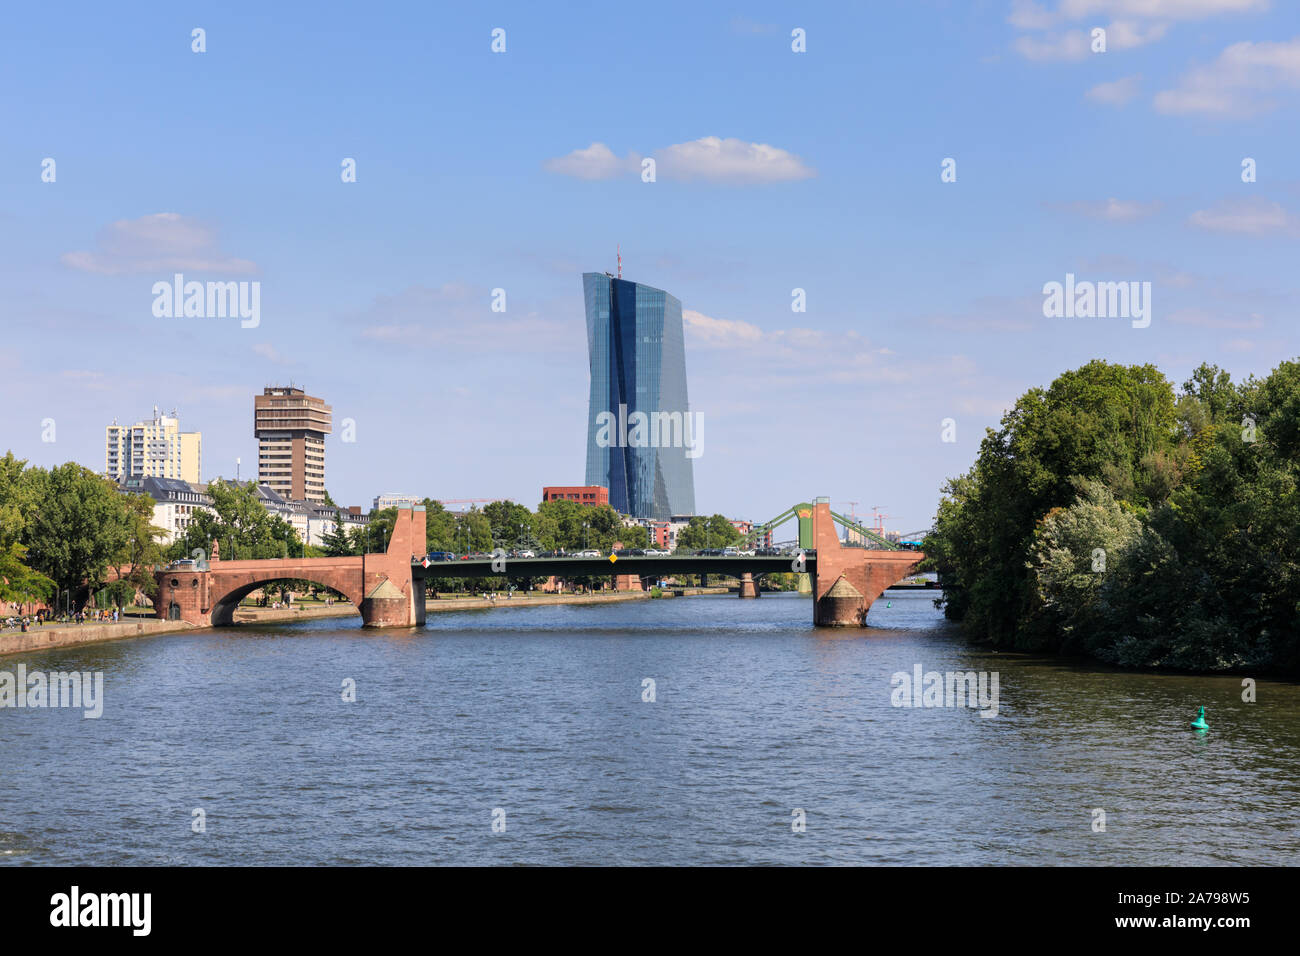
xmin=583 ymin=272 xmax=697 ymax=520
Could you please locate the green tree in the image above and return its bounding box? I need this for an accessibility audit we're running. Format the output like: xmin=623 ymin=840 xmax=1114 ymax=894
xmin=1025 ymin=480 xmax=1142 ymax=650
xmin=320 ymin=509 xmax=355 ymax=557
xmin=422 ymin=499 xmax=458 ymax=552
xmin=0 ymin=542 xmax=55 ymax=605
xmin=115 ymin=493 xmax=167 ymax=604
xmin=483 ymin=500 xmax=534 ymax=548
xmin=928 ymin=356 xmax=1300 ymax=675
xmin=171 ymin=480 xmax=300 ymax=561
xmin=676 ymin=515 xmax=742 ymax=552
xmin=0 ymin=451 xmax=34 ymax=551
xmin=23 ymin=463 xmax=131 ymax=604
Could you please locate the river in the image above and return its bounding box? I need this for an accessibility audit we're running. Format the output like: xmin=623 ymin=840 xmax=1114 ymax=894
xmin=2 ymin=591 xmax=1297 ymax=865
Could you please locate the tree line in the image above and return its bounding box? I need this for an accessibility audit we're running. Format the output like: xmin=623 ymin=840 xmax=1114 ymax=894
xmin=0 ymin=454 xmax=751 ymax=608
xmin=924 ymin=359 xmax=1300 ymax=675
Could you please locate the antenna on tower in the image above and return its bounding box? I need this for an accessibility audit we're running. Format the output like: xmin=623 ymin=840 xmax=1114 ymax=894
xmin=617 ymin=244 xmax=622 ymax=280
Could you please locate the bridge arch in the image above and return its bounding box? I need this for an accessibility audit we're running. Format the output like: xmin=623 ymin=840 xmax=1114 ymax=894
xmin=209 ymin=573 xmax=366 ymax=627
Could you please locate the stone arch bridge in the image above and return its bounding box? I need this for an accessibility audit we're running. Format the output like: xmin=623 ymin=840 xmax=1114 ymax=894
xmin=156 ymin=502 xmax=924 ymax=629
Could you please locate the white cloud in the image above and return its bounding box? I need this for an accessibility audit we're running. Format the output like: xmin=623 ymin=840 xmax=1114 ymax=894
xmin=542 ymin=143 xmax=641 ymax=181
xmin=61 ymin=213 xmax=257 ymax=276
xmin=683 ymin=309 xmax=764 ymax=346
xmin=251 ymin=342 xmax=293 ymax=364
xmin=1048 ymin=197 xmax=1162 ymax=220
xmin=1014 ymin=30 xmax=1091 ymax=60
xmin=1009 ymin=0 xmax=1264 ymax=61
xmin=1155 ymin=36 xmax=1300 ymax=116
xmin=1015 ymin=0 xmax=1267 ymax=26
xmin=1187 ymin=197 xmax=1297 ymax=234
xmin=1010 ymin=0 xmax=1060 ymax=29
xmin=656 ymin=137 xmax=816 ymax=184
xmin=1057 ymin=1 xmax=1267 ymax=18
xmin=1106 ymin=19 xmax=1169 ymax=47
xmin=1086 ymin=74 xmax=1142 ymax=104
xmin=544 ymin=137 xmax=815 ymax=184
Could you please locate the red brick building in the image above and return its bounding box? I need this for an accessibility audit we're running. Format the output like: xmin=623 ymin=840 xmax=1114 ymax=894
xmin=542 ymin=485 xmax=609 ymax=506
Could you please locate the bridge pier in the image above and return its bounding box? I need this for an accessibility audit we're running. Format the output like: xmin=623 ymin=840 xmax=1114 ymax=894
xmin=737 ymin=572 xmax=760 ymax=598
xmin=810 ymin=501 xmax=923 ymax=627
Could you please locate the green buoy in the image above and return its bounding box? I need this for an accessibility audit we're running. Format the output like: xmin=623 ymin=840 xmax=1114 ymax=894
xmin=886 ymin=601 xmax=892 ymax=608
xmin=1190 ymin=706 xmax=1209 ymax=731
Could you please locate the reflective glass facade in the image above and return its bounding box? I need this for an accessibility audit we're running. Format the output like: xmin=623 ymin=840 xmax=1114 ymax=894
xmin=583 ymin=273 xmax=696 ymax=520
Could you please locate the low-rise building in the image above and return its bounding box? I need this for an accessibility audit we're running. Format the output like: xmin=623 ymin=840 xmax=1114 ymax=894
xmin=373 ymin=493 xmax=423 ymax=511
xmin=542 ymin=485 xmax=609 ymax=506
xmin=116 ymin=476 xmax=369 ymax=547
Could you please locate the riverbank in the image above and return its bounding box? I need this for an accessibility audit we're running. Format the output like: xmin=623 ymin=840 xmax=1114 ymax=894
xmin=234 ymin=590 xmax=654 ymax=622
xmin=0 ymin=590 xmax=660 ymax=655
xmin=0 ymin=618 xmax=192 ymax=657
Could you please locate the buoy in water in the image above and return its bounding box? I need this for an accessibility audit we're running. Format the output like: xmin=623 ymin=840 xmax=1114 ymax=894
xmin=1190 ymin=706 xmax=1209 ymax=731
xmin=886 ymin=601 xmax=892 ymax=608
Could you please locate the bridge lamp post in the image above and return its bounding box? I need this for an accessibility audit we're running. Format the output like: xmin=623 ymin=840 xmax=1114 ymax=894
xmin=583 ymin=522 xmax=589 ymax=550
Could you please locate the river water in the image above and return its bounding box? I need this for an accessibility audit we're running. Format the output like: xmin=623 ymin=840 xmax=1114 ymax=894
xmin=2 ymin=591 xmax=1297 ymax=865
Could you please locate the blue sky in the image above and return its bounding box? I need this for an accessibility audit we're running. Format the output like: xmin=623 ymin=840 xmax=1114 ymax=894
xmin=3 ymin=0 xmax=1299 ymax=533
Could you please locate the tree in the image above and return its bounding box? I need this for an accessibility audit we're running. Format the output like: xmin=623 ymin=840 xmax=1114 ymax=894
xmin=350 ymin=507 xmax=397 ymax=554
xmin=0 ymin=542 xmax=55 ymax=605
xmin=422 ymin=499 xmax=459 ymax=552
xmin=22 ymin=463 xmax=131 ymax=604
xmin=114 ymin=493 xmax=167 ymax=605
xmin=483 ymin=500 xmax=534 ymax=548
xmin=0 ymin=451 xmax=34 ymax=551
xmin=1025 ymin=480 xmax=1142 ymax=650
xmin=320 ymin=509 xmax=355 ymax=557
xmin=676 ymin=515 xmax=742 ymax=552
xmin=170 ymin=480 xmax=300 ymax=561
xmin=928 ymin=356 xmax=1300 ymax=675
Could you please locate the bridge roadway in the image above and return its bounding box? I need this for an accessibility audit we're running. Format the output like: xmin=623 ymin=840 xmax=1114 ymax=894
xmin=411 ymin=553 xmax=815 ymax=582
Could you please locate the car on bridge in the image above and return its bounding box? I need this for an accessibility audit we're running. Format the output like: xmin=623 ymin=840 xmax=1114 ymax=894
xmin=576 ymin=549 xmax=601 ymax=557
xmin=424 ymin=551 xmax=456 ymax=562
xmin=644 ymin=548 xmax=669 ymax=556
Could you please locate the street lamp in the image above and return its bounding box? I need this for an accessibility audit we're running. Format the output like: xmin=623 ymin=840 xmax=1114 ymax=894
xmin=583 ymin=521 xmax=590 ymax=550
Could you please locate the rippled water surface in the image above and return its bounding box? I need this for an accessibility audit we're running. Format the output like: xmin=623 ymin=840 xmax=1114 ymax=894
xmin=2 ymin=592 xmax=1298 ymax=865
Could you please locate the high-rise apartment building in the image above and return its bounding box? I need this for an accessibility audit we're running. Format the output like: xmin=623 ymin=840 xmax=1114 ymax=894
xmin=105 ymin=407 xmax=202 ymax=484
xmin=583 ymin=271 xmax=696 ymax=520
xmin=253 ymin=386 xmax=331 ymax=503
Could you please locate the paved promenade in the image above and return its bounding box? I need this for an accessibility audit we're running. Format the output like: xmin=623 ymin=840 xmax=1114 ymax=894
xmin=1 ymin=591 xmax=656 ymax=656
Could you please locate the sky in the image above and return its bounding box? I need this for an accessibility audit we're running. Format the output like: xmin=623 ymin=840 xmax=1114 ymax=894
xmin=2 ymin=0 xmax=1299 ymax=535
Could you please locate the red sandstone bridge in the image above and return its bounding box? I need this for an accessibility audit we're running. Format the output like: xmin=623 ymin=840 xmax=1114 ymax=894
xmin=155 ymin=502 xmax=925 ymax=629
